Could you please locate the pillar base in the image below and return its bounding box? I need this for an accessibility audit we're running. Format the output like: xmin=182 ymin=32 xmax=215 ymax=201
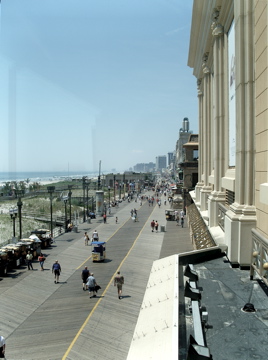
xmin=208 ymin=191 xmax=226 ymax=227
xmin=200 ymin=186 xmax=212 ymax=211
xmin=225 ymin=203 xmax=256 ymax=267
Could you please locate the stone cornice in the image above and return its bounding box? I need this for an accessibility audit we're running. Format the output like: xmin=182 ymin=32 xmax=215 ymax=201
xmin=211 ymin=7 xmax=224 ymax=37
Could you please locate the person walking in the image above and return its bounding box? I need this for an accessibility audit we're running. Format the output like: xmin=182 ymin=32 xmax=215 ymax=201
xmin=38 ymin=253 xmax=46 ymax=271
xmin=155 ymin=220 xmax=159 ymax=232
xmin=92 ymin=230 xmax=99 ymax=241
xmin=86 ymin=273 xmax=97 ymax=298
xmin=114 ymin=271 xmax=124 ymax=299
xmin=84 ymin=232 xmax=89 ymax=246
xmin=103 ymin=213 xmax=107 ymax=223
xmin=115 ymin=216 xmax=118 ymax=224
xmin=52 ymin=260 xmax=61 ymax=284
xmin=81 ymin=266 xmax=90 ymax=291
xmin=0 ymin=335 xmax=6 ymax=359
xmin=26 ymin=251 xmax=33 ymax=270
xmin=180 ymin=209 xmax=185 ymax=228
xmin=151 ymin=220 xmax=155 ymax=232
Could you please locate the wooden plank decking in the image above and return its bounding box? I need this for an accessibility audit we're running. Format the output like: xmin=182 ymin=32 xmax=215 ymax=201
xmin=0 ymin=196 xmax=193 ymax=360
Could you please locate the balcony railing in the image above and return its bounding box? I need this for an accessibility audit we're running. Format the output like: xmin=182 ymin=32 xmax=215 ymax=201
xmin=218 ymin=203 xmax=227 ymax=231
xmin=251 ymin=228 xmax=268 ymax=285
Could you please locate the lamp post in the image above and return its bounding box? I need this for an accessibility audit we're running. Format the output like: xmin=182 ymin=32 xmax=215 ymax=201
xmin=108 ymin=186 xmax=111 ymax=209
xmin=47 ymin=186 xmax=55 ymax=237
xmin=15 ymin=189 xmax=24 ymax=240
xmin=103 ymin=201 xmax=107 ymax=215
xmin=82 ymin=176 xmax=86 ymax=222
xmin=119 ymin=184 xmax=121 ymax=201
xmin=68 ymin=185 xmax=72 ymax=224
xmin=113 ymin=174 xmax=116 ymax=202
xmin=9 ymin=208 xmax=18 ymax=239
xmin=86 ymin=181 xmax=89 ymax=219
xmin=63 ymin=196 xmax=68 ymax=232
xmin=91 ymin=195 xmax=94 ymax=213
xmin=123 ymin=174 xmax=125 ymax=200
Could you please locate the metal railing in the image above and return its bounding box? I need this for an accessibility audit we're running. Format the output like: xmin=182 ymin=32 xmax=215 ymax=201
xmin=0 ymin=210 xmax=85 ymax=247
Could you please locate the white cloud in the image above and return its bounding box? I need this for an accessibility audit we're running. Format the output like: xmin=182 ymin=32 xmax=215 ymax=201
xmin=165 ymin=26 xmax=187 ymax=36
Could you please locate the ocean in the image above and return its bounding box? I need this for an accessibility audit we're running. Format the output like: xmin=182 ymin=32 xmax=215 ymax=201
xmin=0 ymin=171 xmax=99 ymax=184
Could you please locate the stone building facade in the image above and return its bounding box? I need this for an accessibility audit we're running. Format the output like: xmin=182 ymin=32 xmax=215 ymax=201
xmin=188 ymin=0 xmax=268 ymax=272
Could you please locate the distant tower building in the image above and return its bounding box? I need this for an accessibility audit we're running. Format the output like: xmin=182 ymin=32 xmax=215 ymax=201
xmin=175 ymin=117 xmax=193 ymax=173
xmin=168 ymin=152 xmax=174 ymax=166
xmin=180 ymin=117 xmax=190 ymax=133
xmin=156 ymin=156 xmax=167 ymax=171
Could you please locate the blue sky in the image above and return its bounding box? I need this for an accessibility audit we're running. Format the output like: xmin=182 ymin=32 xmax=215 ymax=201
xmin=0 ymin=0 xmax=197 ymax=173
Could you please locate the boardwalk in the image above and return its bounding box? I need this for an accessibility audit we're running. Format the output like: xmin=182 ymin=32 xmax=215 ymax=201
xmin=0 ymin=196 xmax=193 ymax=360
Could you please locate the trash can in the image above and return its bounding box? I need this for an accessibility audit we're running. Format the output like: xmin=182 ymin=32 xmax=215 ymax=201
xmin=87 ymin=218 xmax=91 ymax=224
xmin=73 ymin=226 xmax=78 ymax=233
xmin=160 ymin=225 xmax=166 ymax=232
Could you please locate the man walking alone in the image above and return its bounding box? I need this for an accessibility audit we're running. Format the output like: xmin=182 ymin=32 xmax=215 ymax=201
xmin=52 ymin=260 xmax=61 ymax=284
xmin=26 ymin=251 xmax=34 ymax=270
xmin=114 ymin=271 xmax=124 ymax=299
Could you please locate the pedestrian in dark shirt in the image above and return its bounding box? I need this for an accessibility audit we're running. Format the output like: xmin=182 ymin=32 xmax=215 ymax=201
xmin=81 ymin=266 xmax=90 ymax=291
xmin=52 ymin=260 xmax=61 ymax=284
xmin=151 ymin=220 xmax=155 ymax=232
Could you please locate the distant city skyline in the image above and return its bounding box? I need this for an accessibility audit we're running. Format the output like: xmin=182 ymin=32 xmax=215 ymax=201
xmin=0 ymin=0 xmax=197 ymax=173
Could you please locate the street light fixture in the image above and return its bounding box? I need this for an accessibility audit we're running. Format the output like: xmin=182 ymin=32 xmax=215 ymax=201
xmin=68 ymin=185 xmax=72 ymax=224
xmin=9 ymin=207 xmax=18 ymax=239
xmin=86 ymin=180 xmax=89 ymax=219
xmin=91 ymin=195 xmax=94 ymax=213
xmin=15 ymin=189 xmax=24 ymax=240
xmin=82 ymin=176 xmax=86 ymax=222
xmin=47 ymin=186 xmax=55 ymax=237
xmin=62 ymin=195 xmax=68 ymax=232
xmin=108 ymin=186 xmax=111 ymax=208
xmin=113 ymin=174 xmax=116 ymax=201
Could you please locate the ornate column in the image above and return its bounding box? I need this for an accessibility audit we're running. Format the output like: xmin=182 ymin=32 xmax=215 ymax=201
xmin=208 ymin=9 xmax=226 ymax=227
xmin=200 ymin=53 xmax=212 ymax=212
xmin=194 ymin=78 xmax=204 ymax=206
xmin=225 ymin=0 xmax=256 ymax=267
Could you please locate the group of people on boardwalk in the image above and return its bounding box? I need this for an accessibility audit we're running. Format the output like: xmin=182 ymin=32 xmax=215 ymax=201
xmin=150 ymin=219 xmax=159 ymax=232
xmin=81 ymin=267 xmax=99 ymax=298
xmin=130 ymin=208 xmax=138 ymax=222
xmin=84 ymin=230 xmax=99 ymax=245
xmin=175 ymin=209 xmax=185 ymax=227
xmin=81 ymin=266 xmax=124 ymax=300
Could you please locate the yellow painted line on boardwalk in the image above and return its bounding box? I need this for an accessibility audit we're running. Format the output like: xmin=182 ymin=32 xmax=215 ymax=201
xmin=62 ymin=212 xmax=151 ymax=360
xmin=75 ymin=216 xmax=131 ymax=270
